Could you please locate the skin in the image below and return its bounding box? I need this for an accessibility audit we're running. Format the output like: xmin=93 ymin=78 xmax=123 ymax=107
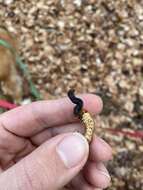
xmin=0 ymin=94 xmax=112 ymax=190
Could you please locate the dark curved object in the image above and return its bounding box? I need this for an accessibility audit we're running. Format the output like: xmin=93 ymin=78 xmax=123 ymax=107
xmin=68 ymin=89 xmax=83 ymax=116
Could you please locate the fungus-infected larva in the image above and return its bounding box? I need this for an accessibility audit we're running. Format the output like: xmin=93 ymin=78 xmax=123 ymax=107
xmin=68 ymin=89 xmax=95 ymax=143
xmin=80 ymin=110 xmax=95 ymax=143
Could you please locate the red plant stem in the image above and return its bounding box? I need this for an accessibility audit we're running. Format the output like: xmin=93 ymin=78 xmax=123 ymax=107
xmin=0 ymin=100 xmax=17 ymax=109
xmin=106 ymin=128 xmax=143 ymax=139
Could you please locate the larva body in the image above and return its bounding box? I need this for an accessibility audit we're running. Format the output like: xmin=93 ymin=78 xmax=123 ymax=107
xmin=81 ymin=111 xmax=95 ymax=142
xmin=67 ymin=90 xmax=95 ymax=143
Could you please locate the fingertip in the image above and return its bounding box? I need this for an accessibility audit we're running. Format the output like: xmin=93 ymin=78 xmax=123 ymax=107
xmin=81 ymin=94 xmax=103 ymax=115
xmin=90 ymin=136 xmax=113 ymax=162
xmin=57 ymin=132 xmax=89 ymax=169
xmin=94 ymin=95 xmax=103 ymax=113
xmin=84 ymin=162 xmax=111 ymax=189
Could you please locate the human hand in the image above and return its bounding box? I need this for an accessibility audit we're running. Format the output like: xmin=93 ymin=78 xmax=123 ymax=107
xmin=0 ymin=94 xmax=112 ymax=190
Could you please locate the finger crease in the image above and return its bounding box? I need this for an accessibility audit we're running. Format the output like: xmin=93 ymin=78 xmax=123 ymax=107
xmin=0 ymin=120 xmax=24 ymax=139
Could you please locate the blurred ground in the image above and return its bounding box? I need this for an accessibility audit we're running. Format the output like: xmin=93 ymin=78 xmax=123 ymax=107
xmin=0 ymin=0 xmax=143 ymax=189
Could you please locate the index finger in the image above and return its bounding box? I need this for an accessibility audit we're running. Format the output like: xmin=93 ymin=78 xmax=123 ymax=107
xmin=0 ymin=94 xmax=103 ymax=137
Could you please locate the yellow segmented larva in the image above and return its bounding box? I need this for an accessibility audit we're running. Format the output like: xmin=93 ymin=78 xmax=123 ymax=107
xmin=80 ymin=111 xmax=95 ymax=143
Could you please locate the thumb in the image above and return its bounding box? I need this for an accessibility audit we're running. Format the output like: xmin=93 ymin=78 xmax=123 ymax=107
xmin=0 ymin=133 xmax=89 ymax=190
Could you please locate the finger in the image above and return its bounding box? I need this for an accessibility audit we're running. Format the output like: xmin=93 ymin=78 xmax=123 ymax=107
xmin=31 ymin=126 xmax=112 ymax=162
xmin=84 ymin=162 xmax=111 ymax=189
xmin=0 ymin=133 xmax=89 ymax=190
xmin=69 ymin=173 xmax=102 ymax=190
xmin=0 ymin=94 xmax=102 ymax=137
xmin=0 ymin=122 xmax=112 ymax=164
xmin=31 ymin=122 xmax=84 ymax=146
xmin=89 ymin=135 xmax=113 ymax=162
xmin=0 ymin=126 xmax=35 ymax=169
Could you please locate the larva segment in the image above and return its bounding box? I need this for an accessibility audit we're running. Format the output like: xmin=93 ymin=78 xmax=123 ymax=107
xmin=81 ymin=111 xmax=95 ymax=143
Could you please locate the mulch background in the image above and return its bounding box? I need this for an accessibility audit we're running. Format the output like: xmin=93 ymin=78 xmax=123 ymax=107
xmin=0 ymin=0 xmax=143 ymax=189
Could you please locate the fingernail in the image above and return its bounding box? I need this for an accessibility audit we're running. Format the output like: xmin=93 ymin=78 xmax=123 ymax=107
xmin=57 ymin=133 xmax=89 ymax=168
xmin=96 ymin=163 xmax=111 ymax=179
